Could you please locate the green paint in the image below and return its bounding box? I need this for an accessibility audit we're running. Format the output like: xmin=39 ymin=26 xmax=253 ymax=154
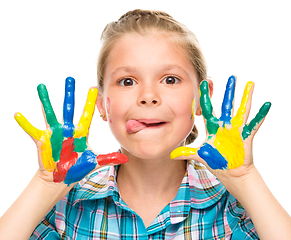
xmin=50 ymin=125 xmax=64 ymax=162
xmin=74 ymin=137 xmax=88 ymax=152
xmin=242 ymin=102 xmax=271 ymax=140
xmin=37 ymin=84 xmax=63 ymax=162
xmin=37 ymin=84 xmax=59 ymax=128
xmin=200 ymin=81 xmax=219 ymax=135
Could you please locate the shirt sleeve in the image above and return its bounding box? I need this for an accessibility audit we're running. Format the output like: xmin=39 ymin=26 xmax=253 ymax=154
xmin=225 ymin=193 xmax=260 ymax=239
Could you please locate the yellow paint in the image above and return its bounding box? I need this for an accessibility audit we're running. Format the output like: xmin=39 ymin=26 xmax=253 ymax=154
xmin=40 ymin=130 xmax=56 ymax=171
xmin=14 ymin=112 xmax=56 ymax=171
xmin=231 ymin=81 xmax=253 ymax=128
xmin=170 ymin=146 xmax=198 ymax=159
xmin=15 ymin=113 xmax=43 ymax=141
xmin=191 ymin=99 xmax=196 ymax=120
xmin=214 ymin=126 xmax=245 ymax=169
xmin=74 ymin=88 xmax=98 ymax=138
xmin=170 ymin=81 xmax=252 ymax=169
xmin=212 ymin=82 xmax=252 ymax=169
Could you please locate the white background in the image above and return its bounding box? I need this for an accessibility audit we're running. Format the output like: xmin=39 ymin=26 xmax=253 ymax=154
xmin=0 ymin=0 xmax=290 ymax=217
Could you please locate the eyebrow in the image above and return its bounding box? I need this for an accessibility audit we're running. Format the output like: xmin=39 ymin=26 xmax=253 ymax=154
xmin=110 ymin=64 xmax=191 ymax=78
xmin=158 ymin=64 xmax=191 ymax=78
xmin=110 ymin=66 xmax=138 ymax=78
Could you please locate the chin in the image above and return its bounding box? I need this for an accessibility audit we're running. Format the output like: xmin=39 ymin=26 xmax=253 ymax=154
xmin=121 ymin=140 xmax=178 ymax=161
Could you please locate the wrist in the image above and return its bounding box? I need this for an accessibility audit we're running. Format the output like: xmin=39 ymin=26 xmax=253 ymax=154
xmin=222 ymin=166 xmax=291 ymax=239
xmin=0 ymin=171 xmax=74 ymax=239
xmin=217 ymin=164 xmax=259 ymax=197
xmin=34 ymin=170 xmax=75 ymax=204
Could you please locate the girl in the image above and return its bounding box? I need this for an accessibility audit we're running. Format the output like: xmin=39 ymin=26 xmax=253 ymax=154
xmin=1 ymin=9 xmax=290 ymax=239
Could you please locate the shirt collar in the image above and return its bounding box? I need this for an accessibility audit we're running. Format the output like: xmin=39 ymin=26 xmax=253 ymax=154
xmin=72 ymin=160 xmax=226 ymax=210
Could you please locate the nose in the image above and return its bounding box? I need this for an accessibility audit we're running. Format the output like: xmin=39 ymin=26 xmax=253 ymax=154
xmin=138 ymin=85 xmax=161 ymax=106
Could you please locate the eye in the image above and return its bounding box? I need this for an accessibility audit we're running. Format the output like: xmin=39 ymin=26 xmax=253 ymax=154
xmin=118 ymin=78 xmax=137 ymax=86
xmin=162 ymin=76 xmax=180 ymax=85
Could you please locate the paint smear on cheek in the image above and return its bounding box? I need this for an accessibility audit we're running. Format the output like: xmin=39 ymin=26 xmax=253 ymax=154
xmin=106 ymin=97 xmax=112 ymax=123
xmin=190 ymin=99 xmax=196 ymax=120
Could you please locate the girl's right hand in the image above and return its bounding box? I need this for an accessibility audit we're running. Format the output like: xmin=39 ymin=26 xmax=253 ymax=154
xmin=14 ymin=77 xmax=128 ymax=185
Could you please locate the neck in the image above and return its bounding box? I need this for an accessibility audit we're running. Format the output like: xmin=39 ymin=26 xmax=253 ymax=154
xmin=117 ymin=149 xmax=187 ymax=198
xmin=116 ymin=148 xmax=187 ymax=228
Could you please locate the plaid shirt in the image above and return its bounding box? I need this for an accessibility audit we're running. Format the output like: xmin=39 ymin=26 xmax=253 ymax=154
xmin=30 ymin=160 xmax=259 ymax=239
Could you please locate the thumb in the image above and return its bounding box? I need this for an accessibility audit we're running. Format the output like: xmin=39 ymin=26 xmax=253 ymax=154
xmin=171 ymin=144 xmax=228 ymax=171
xmin=170 ymin=146 xmax=198 ymax=160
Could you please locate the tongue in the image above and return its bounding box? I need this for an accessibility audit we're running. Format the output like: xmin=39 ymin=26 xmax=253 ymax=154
xmin=126 ymin=120 xmax=147 ymax=133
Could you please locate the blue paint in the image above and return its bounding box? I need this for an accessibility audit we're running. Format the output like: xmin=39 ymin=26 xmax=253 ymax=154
xmin=63 ymin=77 xmax=75 ymax=138
xmin=64 ymin=150 xmax=97 ymax=185
xmin=198 ymin=143 xmax=228 ymax=170
xmin=220 ymin=75 xmax=236 ymax=126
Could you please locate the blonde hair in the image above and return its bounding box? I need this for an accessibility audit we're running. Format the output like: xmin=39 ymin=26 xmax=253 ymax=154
xmin=97 ymin=9 xmax=207 ymax=144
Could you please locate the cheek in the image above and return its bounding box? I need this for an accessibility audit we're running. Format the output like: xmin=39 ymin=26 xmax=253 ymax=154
xmin=172 ymin=94 xmax=194 ymax=120
xmin=172 ymin=95 xmax=196 ymax=137
xmin=105 ymin=97 xmax=130 ymax=146
xmin=105 ymin=96 xmax=127 ymax=132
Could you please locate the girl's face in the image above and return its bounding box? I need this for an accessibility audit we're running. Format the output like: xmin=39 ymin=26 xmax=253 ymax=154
xmin=98 ymin=32 xmax=199 ymax=160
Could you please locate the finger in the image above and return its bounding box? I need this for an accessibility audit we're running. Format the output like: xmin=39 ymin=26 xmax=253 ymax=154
xmin=96 ymin=152 xmax=129 ymax=166
xmin=242 ymin=102 xmax=271 ymax=140
xmin=170 ymin=145 xmax=228 ymax=171
xmin=14 ymin=112 xmax=56 ymax=171
xmin=63 ymin=77 xmax=75 ymax=138
xmin=170 ymin=146 xmax=198 ymax=159
xmin=231 ymin=81 xmax=254 ymax=128
xmin=74 ymin=87 xmax=98 ymax=138
xmin=63 ymin=151 xmax=129 ymax=185
xmin=39 ymin=130 xmax=56 ymax=172
xmin=197 ymin=143 xmax=228 ymax=170
xmin=199 ymin=80 xmax=219 ymax=135
xmin=14 ymin=112 xmax=44 ymax=141
xmin=37 ymin=84 xmax=59 ymax=128
xmin=220 ymin=75 xmax=236 ymax=126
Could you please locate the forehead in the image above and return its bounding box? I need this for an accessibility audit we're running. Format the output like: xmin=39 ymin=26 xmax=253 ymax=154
xmin=105 ymin=31 xmax=196 ymax=75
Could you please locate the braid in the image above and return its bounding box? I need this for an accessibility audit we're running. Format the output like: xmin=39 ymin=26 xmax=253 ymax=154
xmin=118 ymin=9 xmax=173 ymax=22
xmin=185 ymin=125 xmax=199 ymax=145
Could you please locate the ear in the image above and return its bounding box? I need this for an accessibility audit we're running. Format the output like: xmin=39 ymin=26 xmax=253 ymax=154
xmin=96 ymin=92 xmax=108 ymax=121
xmin=196 ymin=79 xmax=214 ymax=116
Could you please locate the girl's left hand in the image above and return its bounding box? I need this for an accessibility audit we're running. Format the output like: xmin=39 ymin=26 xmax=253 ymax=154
xmin=171 ymin=75 xmax=271 ymax=183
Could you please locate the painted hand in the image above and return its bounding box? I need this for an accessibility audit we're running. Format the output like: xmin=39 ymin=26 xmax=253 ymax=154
xmin=171 ymin=75 xmax=271 ymax=171
xmin=15 ymin=77 xmax=128 ymax=185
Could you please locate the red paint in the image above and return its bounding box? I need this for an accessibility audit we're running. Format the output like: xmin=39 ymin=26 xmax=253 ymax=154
xmin=53 ymin=137 xmax=78 ymax=182
xmin=96 ymin=152 xmax=128 ymax=166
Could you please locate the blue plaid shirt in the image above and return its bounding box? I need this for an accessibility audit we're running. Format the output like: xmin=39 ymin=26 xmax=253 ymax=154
xmin=30 ymin=160 xmax=259 ymax=239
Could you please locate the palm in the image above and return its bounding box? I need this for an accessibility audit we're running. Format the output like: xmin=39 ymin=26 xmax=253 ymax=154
xmin=15 ymin=77 xmax=128 ymax=185
xmin=171 ymin=76 xmax=271 ymax=178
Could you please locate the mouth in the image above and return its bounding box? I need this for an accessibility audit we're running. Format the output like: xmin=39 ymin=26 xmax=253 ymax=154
xmin=126 ymin=119 xmax=167 ymax=134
